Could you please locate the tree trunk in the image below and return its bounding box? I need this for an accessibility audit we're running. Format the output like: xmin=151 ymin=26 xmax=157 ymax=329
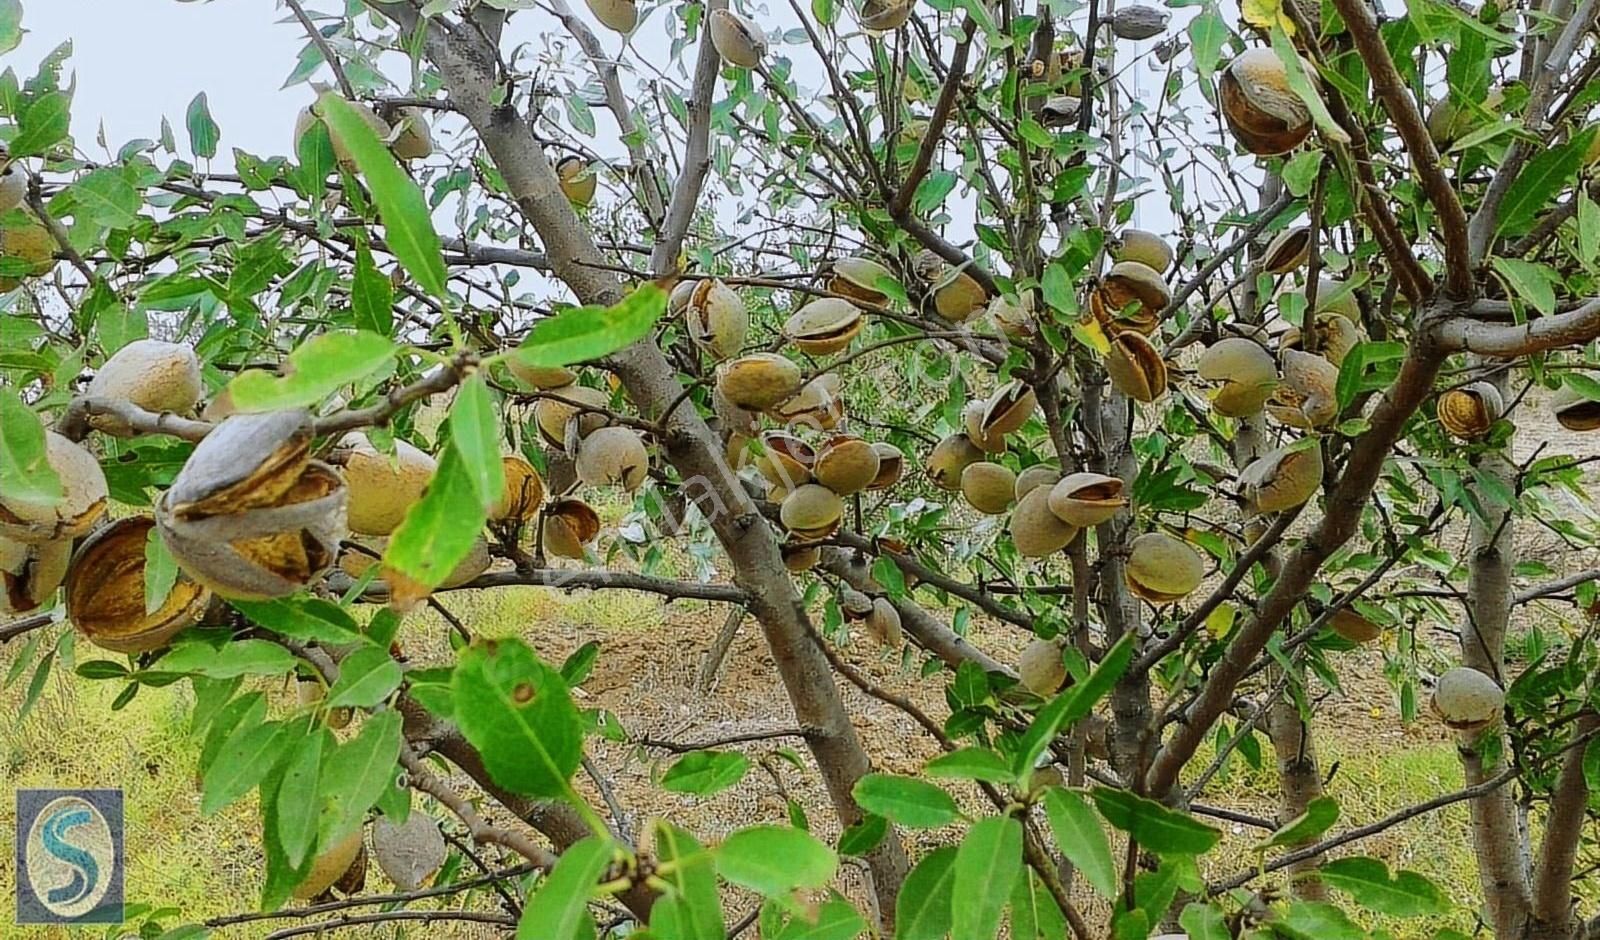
xmin=1460 ymin=371 xmax=1533 ymax=937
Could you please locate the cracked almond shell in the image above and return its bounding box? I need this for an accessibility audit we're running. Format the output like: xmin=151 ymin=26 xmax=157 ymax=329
xmin=341 ymin=433 xmax=436 ymax=536
xmin=754 ymin=432 xmax=816 ymax=488
xmin=1125 ymin=532 xmax=1203 ymax=603
xmin=716 ymin=354 xmax=803 ymax=411
xmin=686 ymin=279 xmax=749 ymax=361
xmin=1018 ymin=637 xmax=1066 ymax=696
xmin=1104 ymin=331 xmax=1168 ymax=402
xmin=927 ymin=432 xmax=984 ymax=491
xmin=988 ymin=293 xmax=1037 ymax=342
xmin=1220 ymin=48 xmax=1313 ymax=156
xmin=867 ymin=442 xmax=904 ymax=490
xmin=1239 ymin=440 xmax=1324 ymax=514
xmin=1010 ymin=486 xmax=1080 ymax=557
xmin=1430 ymin=666 xmax=1504 ymax=731
xmin=506 ymin=358 xmax=577 ymax=391
xmin=1263 ymin=226 xmax=1312 ymax=274
xmin=1094 ymin=261 xmax=1169 ymax=335
xmin=829 ymin=257 xmax=894 ymax=304
xmin=490 ymin=455 xmax=546 ymax=524
xmin=576 ymin=426 xmax=649 ymax=492
xmin=1 ymin=536 xmax=70 ymax=615
xmin=961 ymin=461 xmax=1017 ymax=515
xmin=1438 ymin=381 xmax=1503 ymax=441
xmin=1014 ymin=464 xmax=1061 ymax=502
xmin=1279 ymin=311 xmax=1363 ymax=367
xmin=779 ymin=484 xmax=843 ymax=541
xmin=0 ymin=430 xmax=108 ymax=544
xmin=556 ymin=156 xmax=597 ymax=207
xmin=1047 ymin=472 xmax=1126 ymax=527
xmin=535 ymin=384 xmax=611 ymax=447
xmin=86 ymin=339 xmax=203 ymax=415
xmin=710 ymin=9 xmax=765 ymax=68
xmin=67 ymin=516 xmax=212 ymax=653
xmin=542 ymin=498 xmax=601 ymax=560
xmin=1268 ymin=350 xmax=1339 ymax=428
xmin=0 ymin=165 xmax=24 ymax=215
xmin=813 ymin=435 xmax=880 ymax=496
xmin=962 ymin=400 xmax=1008 ymax=454
xmin=782 ymin=541 xmax=821 ymax=572
xmin=1552 ymin=384 xmax=1600 ymax=431
xmin=770 ymin=373 xmax=843 ymax=430
xmin=784 ymin=298 xmax=864 ymax=356
xmin=982 ymin=381 xmax=1039 ymax=438
xmin=1111 ymin=229 xmax=1174 ymax=274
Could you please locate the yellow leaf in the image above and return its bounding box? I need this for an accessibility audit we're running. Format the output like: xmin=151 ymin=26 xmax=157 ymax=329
xmin=1206 ymin=603 xmax=1238 ymax=639
xmin=1072 ymin=317 xmax=1112 ymax=356
xmin=1242 ymin=0 xmax=1295 ymax=36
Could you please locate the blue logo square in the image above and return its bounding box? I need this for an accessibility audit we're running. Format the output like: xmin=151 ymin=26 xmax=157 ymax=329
xmin=14 ymin=789 xmax=124 ymax=925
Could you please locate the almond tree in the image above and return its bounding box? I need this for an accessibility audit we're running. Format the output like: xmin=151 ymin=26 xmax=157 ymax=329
xmin=2 ymin=0 xmax=1599 ymax=936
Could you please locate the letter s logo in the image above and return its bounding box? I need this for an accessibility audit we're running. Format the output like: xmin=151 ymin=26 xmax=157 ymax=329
xmin=23 ymin=796 xmax=115 ymax=919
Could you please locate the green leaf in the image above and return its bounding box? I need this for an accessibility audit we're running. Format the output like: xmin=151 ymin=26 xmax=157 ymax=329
xmin=649 ymin=822 xmax=724 ymax=940
xmin=1580 ymin=190 xmax=1600 ymax=266
xmin=913 ymin=170 xmax=959 ymax=215
xmin=1496 ymin=128 xmax=1594 ymax=237
xmin=71 ymin=168 xmax=140 ymax=229
xmin=662 ymin=751 xmax=751 ymax=796
xmin=224 ymin=330 xmax=395 ymax=412
xmin=1319 ymin=857 xmax=1450 ymax=917
xmin=202 ymin=717 xmax=294 ymax=815
xmin=924 ymin=747 xmax=1015 ymax=783
xmin=1282 ymin=150 xmax=1324 ymax=198
xmin=1271 ymin=901 xmax=1365 ymax=940
xmin=1490 ymin=257 xmax=1558 ymax=315
xmin=1041 ymin=261 xmax=1075 ymax=315
xmin=351 ymin=242 xmax=394 ymax=335
xmin=259 ymin=748 xmax=315 ymax=910
xmin=837 ymin=814 xmax=888 ymax=857
xmin=951 ymin=816 xmax=1022 ymax=940
xmin=325 ymin=646 xmax=402 ymax=709
xmin=1334 ymin=340 xmax=1407 ymax=411
xmin=771 ymin=898 xmax=866 ymax=940
xmin=317 ymin=709 xmax=403 ymax=846
xmin=1269 ymin=26 xmax=1349 ymax=143
xmin=517 ymin=836 xmax=613 ymax=940
xmin=716 ymin=826 xmax=837 ymax=898
xmin=276 ymin=727 xmax=327 ymax=868
xmin=894 ymin=846 xmax=956 ymax=940
xmin=383 ymin=440 xmax=488 ymax=596
xmin=1091 ymin=787 xmax=1222 ymax=856
xmin=158 ymin=639 xmax=300 ymax=679
xmin=13 ymin=90 xmax=70 ymax=157
xmin=1043 ymin=788 xmax=1117 ymax=898
xmin=1187 ymin=8 xmax=1227 ymax=87
xmin=1011 ymin=632 xmax=1134 ymax=778
xmin=0 ymin=0 xmax=22 ymax=55
xmin=1178 ymin=902 xmax=1231 ymax=940
xmin=318 ymin=92 xmax=449 ymax=299
xmin=1258 ymin=795 xmax=1339 ymax=850
xmin=0 ymin=388 xmax=61 ymax=507
xmin=186 ymin=92 xmax=220 ymax=159
xmin=851 ymin=773 xmax=961 ymax=829
xmin=512 ymin=283 xmax=668 ymax=368
xmin=449 ymin=373 xmax=504 ymax=509
xmin=230 ymin=598 xmax=363 ymax=644
xmin=143 ymin=524 xmax=179 ymax=616
xmin=1583 ymin=738 xmax=1600 ymax=793
xmin=451 ymin=638 xmax=584 ymax=799
xmin=1011 ymin=869 xmax=1066 ymax=940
